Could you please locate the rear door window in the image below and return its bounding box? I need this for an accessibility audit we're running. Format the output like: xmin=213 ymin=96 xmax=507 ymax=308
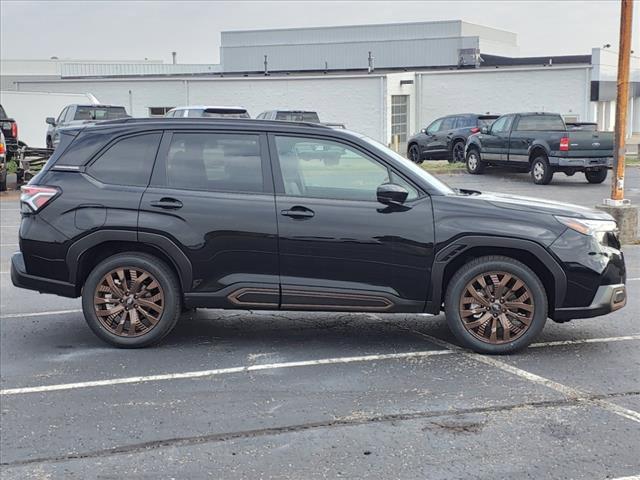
xmin=163 ymin=132 xmax=265 ymax=193
xmin=87 ymin=132 xmax=161 ymax=186
xmin=440 ymin=117 xmax=456 ymax=130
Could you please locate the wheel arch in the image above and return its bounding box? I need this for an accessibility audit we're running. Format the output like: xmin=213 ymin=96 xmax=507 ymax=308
xmin=67 ymin=230 xmax=193 ymax=294
xmin=528 ymin=144 xmax=550 ymax=163
xmin=427 ymin=236 xmax=566 ymax=315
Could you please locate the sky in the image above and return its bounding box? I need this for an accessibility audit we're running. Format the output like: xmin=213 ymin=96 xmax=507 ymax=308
xmin=1 ymin=0 xmax=639 ymax=64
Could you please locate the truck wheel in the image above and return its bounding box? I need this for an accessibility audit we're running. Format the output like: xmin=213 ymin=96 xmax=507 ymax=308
xmin=466 ymin=148 xmax=485 ymax=174
xmin=82 ymin=253 xmax=182 ymax=348
xmin=585 ymin=169 xmax=607 ymax=184
xmin=444 ymin=256 xmax=548 ymax=354
xmin=408 ymin=144 xmax=423 ymax=164
xmin=530 ymin=155 xmax=553 ymax=185
xmin=451 ymin=140 xmax=465 ymax=164
xmin=46 ymin=137 xmax=53 ymax=149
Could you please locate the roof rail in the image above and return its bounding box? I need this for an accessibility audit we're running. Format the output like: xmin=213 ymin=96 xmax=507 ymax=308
xmin=96 ymin=117 xmax=332 ymax=129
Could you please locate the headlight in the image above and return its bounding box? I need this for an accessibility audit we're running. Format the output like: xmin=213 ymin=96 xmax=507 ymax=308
xmin=555 ymin=216 xmax=617 ymax=236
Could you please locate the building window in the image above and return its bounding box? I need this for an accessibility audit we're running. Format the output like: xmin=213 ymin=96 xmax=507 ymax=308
xmin=148 ymin=107 xmax=175 ymax=117
xmin=391 ymin=95 xmax=410 ymax=145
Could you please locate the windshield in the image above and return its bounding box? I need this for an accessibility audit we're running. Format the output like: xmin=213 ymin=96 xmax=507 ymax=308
xmin=358 ymin=134 xmax=455 ymax=195
xmin=74 ymin=106 xmax=128 ymax=121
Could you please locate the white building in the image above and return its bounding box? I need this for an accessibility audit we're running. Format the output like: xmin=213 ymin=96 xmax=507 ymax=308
xmin=1 ymin=20 xmax=638 ymax=149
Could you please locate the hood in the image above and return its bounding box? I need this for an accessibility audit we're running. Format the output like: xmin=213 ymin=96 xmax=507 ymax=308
xmin=455 ymin=189 xmax=614 ymax=220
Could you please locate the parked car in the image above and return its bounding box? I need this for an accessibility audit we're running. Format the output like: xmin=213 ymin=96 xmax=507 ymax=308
xmin=465 ymin=112 xmax=614 ymax=185
xmin=0 ymin=104 xmax=19 ymax=160
xmin=166 ymin=106 xmax=250 ymax=119
xmin=46 ymin=104 xmax=129 ymax=148
xmin=256 ymin=110 xmax=321 ymax=123
xmin=0 ymin=130 xmax=6 ymax=191
xmin=12 ymin=118 xmax=626 ymax=354
xmin=407 ymin=114 xmax=499 ymax=163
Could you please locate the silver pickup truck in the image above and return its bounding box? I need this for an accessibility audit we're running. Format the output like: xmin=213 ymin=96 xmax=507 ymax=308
xmin=46 ymin=104 xmax=129 ymax=149
xmin=465 ymin=112 xmax=614 ymax=185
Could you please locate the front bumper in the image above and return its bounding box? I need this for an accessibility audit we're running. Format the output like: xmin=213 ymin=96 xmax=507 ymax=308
xmin=11 ymin=252 xmax=77 ymax=298
xmin=553 ymin=284 xmax=626 ymax=321
xmin=548 ymin=156 xmax=612 ymax=168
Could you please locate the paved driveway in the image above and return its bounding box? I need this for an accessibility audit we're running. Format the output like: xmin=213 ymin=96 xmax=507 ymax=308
xmin=0 ymin=178 xmax=639 ymax=478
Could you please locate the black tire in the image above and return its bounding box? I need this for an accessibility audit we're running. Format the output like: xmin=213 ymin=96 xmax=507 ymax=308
xmin=465 ymin=148 xmax=485 ymax=174
xmin=585 ymin=169 xmax=607 ymax=184
xmin=530 ymin=155 xmax=554 ymax=185
xmin=444 ymin=255 xmax=548 ymax=354
xmin=82 ymin=252 xmax=182 ymax=348
xmin=407 ymin=144 xmax=423 ymax=164
xmin=450 ymin=140 xmax=465 ymax=164
xmin=46 ymin=137 xmax=53 ymax=150
xmin=0 ymin=172 xmax=6 ymax=192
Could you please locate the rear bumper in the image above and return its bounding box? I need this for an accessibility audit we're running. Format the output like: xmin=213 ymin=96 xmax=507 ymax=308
xmin=553 ymin=284 xmax=626 ymax=321
xmin=548 ymin=156 xmax=613 ymax=168
xmin=10 ymin=252 xmax=77 ymax=298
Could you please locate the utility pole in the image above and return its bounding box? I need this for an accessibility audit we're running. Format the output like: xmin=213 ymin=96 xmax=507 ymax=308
xmin=609 ymin=0 xmax=633 ymax=204
xmin=599 ymin=0 xmax=637 ymax=244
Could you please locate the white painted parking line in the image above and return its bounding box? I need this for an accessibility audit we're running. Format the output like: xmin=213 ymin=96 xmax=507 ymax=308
xmin=0 ymin=225 xmax=19 ymax=228
xmin=628 ymin=277 xmax=640 ymax=282
xmin=405 ymin=328 xmax=640 ymax=424
xmin=530 ymin=335 xmax=640 ymax=348
xmin=610 ymin=475 xmax=640 ymax=480
xmin=0 ymin=243 xmax=18 ymax=247
xmin=0 ymin=309 xmax=82 ymax=319
xmin=0 ymin=349 xmax=453 ymax=395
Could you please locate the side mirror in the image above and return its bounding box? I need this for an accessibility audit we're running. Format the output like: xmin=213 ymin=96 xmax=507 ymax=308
xmin=46 ymin=117 xmax=56 ymax=126
xmin=480 ymin=126 xmax=489 ymax=134
xmin=377 ymin=183 xmax=408 ymax=206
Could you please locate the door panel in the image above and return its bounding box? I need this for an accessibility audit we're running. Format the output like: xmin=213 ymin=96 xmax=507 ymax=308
xmin=481 ymin=115 xmax=513 ymax=161
xmin=270 ymin=134 xmax=435 ymax=312
xmin=139 ymin=131 xmax=279 ymax=307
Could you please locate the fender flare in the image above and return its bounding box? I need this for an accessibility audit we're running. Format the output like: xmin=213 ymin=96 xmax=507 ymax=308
xmin=66 ymin=229 xmax=193 ymax=291
xmin=425 ymin=235 xmax=566 ymax=314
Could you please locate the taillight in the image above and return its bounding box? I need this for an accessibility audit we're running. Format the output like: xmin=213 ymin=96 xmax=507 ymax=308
xmin=470 ymin=127 xmax=480 ymax=134
xmin=0 ymin=142 xmax=5 ymax=155
xmin=11 ymin=122 xmax=18 ymax=139
xmin=20 ymin=185 xmax=60 ymax=212
xmin=559 ymin=137 xmax=570 ymax=151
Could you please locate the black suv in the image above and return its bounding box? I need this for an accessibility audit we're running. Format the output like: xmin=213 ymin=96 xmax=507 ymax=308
xmin=11 ymin=118 xmax=627 ymax=353
xmin=407 ymin=114 xmax=499 ymax=163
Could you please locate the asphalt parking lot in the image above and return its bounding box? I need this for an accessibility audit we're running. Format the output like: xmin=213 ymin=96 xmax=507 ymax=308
xmin=1 ymin=171 xmax=639 ymax=479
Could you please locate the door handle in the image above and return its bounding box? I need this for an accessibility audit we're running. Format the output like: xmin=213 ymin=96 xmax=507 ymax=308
xmin=281 ymin=206 xmax=315 ymax=219
xmin=150 ymin=198 xmax=183 ymax=210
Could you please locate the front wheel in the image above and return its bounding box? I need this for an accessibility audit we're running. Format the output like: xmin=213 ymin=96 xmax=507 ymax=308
xmin=82 ymin=253 xmax=182 ymax=348
xmin=466 ymin=148 xmax=485 ymax=174
xmin=585 ymin=169 xmax=607 ymax=184
xmin=407 ymin=144 xmax=423 ymax=164
xmin=445 ymin=256 xmax=548 ymax=354
xmin=530 ymin=155 xmax=554 ymax=185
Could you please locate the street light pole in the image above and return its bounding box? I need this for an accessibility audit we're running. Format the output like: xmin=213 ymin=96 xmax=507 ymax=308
xmin=609 ymin=0 xmax=633 ymax=205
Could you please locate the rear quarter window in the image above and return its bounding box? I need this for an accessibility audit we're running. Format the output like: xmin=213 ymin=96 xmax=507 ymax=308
xmin=87 ymin=132 xmax=161 ymax=186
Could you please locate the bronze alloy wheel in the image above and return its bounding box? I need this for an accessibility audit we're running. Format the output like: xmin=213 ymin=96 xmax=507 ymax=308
xmin=94 ymin=267 xmax=164 ymax=337
xmin=458 ymin=271 xmax=535 ymax=344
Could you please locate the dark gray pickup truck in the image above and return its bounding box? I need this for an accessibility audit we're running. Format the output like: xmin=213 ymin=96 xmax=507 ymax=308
xmin=465 ymin=112 xmax=614 ymax=185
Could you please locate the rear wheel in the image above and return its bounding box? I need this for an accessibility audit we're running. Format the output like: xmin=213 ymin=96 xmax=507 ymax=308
xmin=451 ymin=141 xmax=465 ymax=163
xmin=466 ymin=148 xmax=485 ymax=174
xmin=530 ymin=155 xmax=554 ymax=185
xmin=585 ymin=169 xmax=607 ymax=184
xmin=82 ymin=253 xmax=181 ymax=348
xmin=445 ymin=256 xmax=548 ymax=354
xmin=408 ymin=144 xmax=423 ymax=164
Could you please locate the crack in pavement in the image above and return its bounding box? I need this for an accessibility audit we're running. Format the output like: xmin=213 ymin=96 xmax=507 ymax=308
xmin=2 ymin=391 xmax=638 ymax=468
